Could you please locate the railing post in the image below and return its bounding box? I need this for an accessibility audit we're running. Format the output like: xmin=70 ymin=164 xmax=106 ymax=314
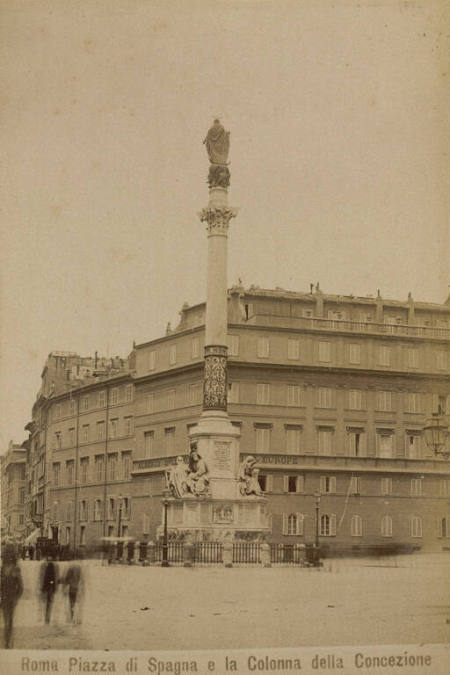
xmin=223 ymin=541 xmax=233 ymax=568
xmin=261 ymin=541 xmax=271 ymax=567
xmin=146 ymin=540 xmax=155 ymax=566
xmin=184 ymin=538 xmax=194 ymax=567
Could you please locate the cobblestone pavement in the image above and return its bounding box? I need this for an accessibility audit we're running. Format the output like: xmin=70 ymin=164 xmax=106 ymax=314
xmin=1 ymin=553 xmax=449 ymax=650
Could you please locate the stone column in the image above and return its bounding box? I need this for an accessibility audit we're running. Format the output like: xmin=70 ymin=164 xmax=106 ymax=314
xmin=199 ymin=190 xmax=237 ymax=414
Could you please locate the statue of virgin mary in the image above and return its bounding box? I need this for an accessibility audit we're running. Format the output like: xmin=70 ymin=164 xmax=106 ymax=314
xmin=203 ymin=119 xmax=230 ymax=165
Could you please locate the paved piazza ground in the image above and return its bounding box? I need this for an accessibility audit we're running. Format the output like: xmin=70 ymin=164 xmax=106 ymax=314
xmin=1 ymin=553 xmax=449 ymax=650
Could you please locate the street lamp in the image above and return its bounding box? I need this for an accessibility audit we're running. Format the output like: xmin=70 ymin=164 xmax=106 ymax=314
xmin=314 ymin=492 xmax=321 ymax=549
xmin=116 ymin=495 xmax=123 ymax=561
xmin=117 ymin=495 xmax=123 ymax=538
xmin=423 ymin=408 xmax=449 ymax=460
xmin=161 ymin=492 xmax=170 ymax=568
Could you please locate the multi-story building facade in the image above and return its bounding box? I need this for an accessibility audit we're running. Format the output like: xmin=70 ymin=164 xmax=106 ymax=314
xmin=130 ymin=286 xmax=450 ymax=552
xmin=7 ymin=287 xmax=449 ymax=554
xmin=1 ymin=441 xmax=27 ymax=541
xmin=23 ymin=352 xmax=133 ymax=549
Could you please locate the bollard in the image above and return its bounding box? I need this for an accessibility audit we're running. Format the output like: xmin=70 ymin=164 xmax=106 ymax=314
xmin=261 ymin=542 xmax=271 ymax=567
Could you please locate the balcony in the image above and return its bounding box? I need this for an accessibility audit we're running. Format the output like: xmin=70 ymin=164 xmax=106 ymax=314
xmin=251 ymin=452 xmax=448 ymax=475
xmin=248 ymin=314 xmax=450 ymax=341
xmin=131 ymin=455 xmax=183 ymax=475
xmin=131 ymin=452 xmax=449 ymax=478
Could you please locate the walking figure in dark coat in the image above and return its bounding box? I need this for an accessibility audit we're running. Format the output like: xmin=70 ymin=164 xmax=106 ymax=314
xmin=0 ymin=547 xmax=24 ymax=648
xmin=62 ymin=559 xmax=83 ymax=623
xmin=39 ymin=555 xmax=59 ymax=624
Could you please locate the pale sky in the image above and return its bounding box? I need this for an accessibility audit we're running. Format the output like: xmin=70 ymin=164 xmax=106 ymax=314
xmin=1 ymin=0 xmax=449 ymax=449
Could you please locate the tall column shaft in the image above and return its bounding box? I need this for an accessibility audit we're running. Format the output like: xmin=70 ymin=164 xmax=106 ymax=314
xmin=205 ymin=227 xmax=228 ymax=346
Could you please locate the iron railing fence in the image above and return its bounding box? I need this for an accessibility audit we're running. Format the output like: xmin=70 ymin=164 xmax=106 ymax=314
xmin=155 ymin=541 xmax=184 ymax=564
xmin=193 ymin=541 xmax=223 ymax=564
xmin=270 ymin=543 xmax=304 ymax=565
xmin=232 ymin=542 xmax=261 ymax=564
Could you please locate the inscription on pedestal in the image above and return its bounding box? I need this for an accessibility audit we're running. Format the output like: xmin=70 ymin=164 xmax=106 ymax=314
xmin=214 ymin=441 xmax=232 ymax=471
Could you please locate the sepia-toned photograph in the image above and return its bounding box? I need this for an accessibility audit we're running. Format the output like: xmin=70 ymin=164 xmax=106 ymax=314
xmin=1 ymin=1 xmax=449 ymax=673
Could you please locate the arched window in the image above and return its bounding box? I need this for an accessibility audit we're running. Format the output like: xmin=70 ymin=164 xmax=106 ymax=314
xmin=320 ymin=514 xmax=330 ymax=536
xmin=287 ymin=514 xmax=297 ymax=535
xmin=320 ymin=514 xmax=336 ymax=537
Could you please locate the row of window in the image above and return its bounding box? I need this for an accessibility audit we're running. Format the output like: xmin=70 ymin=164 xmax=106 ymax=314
xmin=62 ymin=523 xmax=130 ymax=546
xmin=281 ymin=513 xmax=436 ymax=538
xmin=52 ymin=385 xmax=133 ymax=420
xmin=52 ymin=496 xmax=131 ymax=523
xmin=52 ymin=452 xmax=131 ymax=486
xmin=53 ymin=416 xmax=134 ymax=449
xmin=143 ymin=383 xmax=448 ymax=414
xmin=140 ymin=422 xmax=435 ymax=459
xmin=257 ymin=474 xmax=449 ymax=497
xmin=144 ymin=336 xmax=448 ymax=371
xmin=233 ymin=383 xmax=441 ymax=413
xmin=272 ymin=475 xmax=450 ymax=497
xmin=253 ymin=425 xmax=432 ymax=458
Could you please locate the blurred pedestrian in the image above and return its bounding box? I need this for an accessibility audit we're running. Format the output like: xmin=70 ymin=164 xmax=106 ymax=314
xmin=39 ymin=555 xmax=59 ymax=624
xmin=0 ymin=547 xmax=24 ymax=648
xmin=62 ymin=556 xmax=84 ymax=623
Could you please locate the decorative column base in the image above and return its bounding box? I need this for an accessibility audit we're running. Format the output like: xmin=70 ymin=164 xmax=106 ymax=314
xmin=203 ymin=345 xmax=228 ymax=411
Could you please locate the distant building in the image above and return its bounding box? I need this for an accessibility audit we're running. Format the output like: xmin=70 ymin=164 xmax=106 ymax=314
xmin=1 ymin=441 xmax=27 ymax=541
xmin=7 ymin=287 xmax=450 ymax=553
xmin=23 ymin=351 xmax=131 ymax=548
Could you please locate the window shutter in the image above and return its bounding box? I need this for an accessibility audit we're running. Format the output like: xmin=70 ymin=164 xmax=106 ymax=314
xmin=395 ymin=433 xmax=404 ymax=457
xmin=296 ymin=513 xmax=304 ymax=535
xmin=283 ymin=476 xmax=289 ymax=492
xmin=266 ymin=475 xmax=273 ymax=492
xmin=330 ymin=514 xmax=337 ymax=536
xmin=436 ymin=516 xmax=442 ymax=538
xmin=347 ymin=431 xmax=354 ymax=455
xmin=320 ymin=476 xmax=326 ymax=493
xmin=330 ymin=476 xmax=337 ymax=493
xmin=359 ymin=432 xmax=367 ymax=456
xmin=446 ymin=516 xmax=450 ymax=538
xmin=297 ymin=475 xmax=304 ymax=492
xmin=282 ymin=513 xmax=288 ymax=535
xmin=85 ymin=500 xmax=89 ymax=521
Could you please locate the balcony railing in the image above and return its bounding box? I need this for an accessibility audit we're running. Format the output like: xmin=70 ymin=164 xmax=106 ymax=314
xmin=250 ymin=313 xmax=450 ymax=340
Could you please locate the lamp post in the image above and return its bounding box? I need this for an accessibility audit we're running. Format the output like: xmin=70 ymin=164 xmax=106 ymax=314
xmin=314 ymin=492 xmax=321 ymax=549
xmin=117 ymin=495 xmax=123 ymax=538
xmin=423 ymin=408 xmax=449 ymax=460
xmin=161 ymin=493 xmax=170 ymax=568
xmin=116 ymin=495 xmax=123 ymax=561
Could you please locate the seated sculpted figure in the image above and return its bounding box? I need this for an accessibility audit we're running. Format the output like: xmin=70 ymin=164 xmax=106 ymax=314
xmin=185 ymin=442 xmax=210 ymax=496
xmin=239 ymin=456 xmax=262 ymax=496
xmin=166 ymin=456 xmax=189 ymax=498
xmin=247 ymin=467 xmax=263 ymax=496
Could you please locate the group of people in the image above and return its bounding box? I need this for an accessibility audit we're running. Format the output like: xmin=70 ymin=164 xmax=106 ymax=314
xmin=0 ymin=547 xmax=84 ymax=649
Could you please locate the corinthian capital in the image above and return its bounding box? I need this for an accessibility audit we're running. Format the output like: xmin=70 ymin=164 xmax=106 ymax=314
xmin=198 ymin=206 xmax=238 ymax=235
